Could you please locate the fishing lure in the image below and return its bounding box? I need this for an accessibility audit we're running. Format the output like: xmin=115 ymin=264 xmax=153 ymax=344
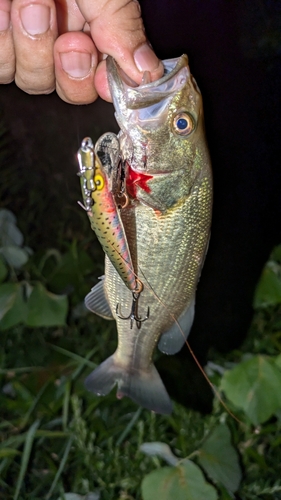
xmin=77 ymin=134 xmax=149 ymax=328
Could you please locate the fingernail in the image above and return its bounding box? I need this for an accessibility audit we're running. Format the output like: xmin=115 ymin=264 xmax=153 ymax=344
xmin=134 ymin=43 xmax=161 ymax=72
xmin=0 ymin=11 xmax=10 ymax=31
xmin=20 ymin=4 xmax=50 ymax=35
xmin=119 ymin=68 xmax=138 ymax=87
xmin=60 ymin=52 xmax=92 ymax=78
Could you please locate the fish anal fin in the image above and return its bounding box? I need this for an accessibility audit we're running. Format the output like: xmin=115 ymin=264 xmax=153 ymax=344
xmin=158 ymin=298 xmax=195 ymax=355
xmin=84 ymin=279 xmax=114 ymax=320
xmin=85 ymin=355 xmax=172 ymax=415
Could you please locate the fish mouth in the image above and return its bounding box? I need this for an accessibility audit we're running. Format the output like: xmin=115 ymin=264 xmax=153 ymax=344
xmin=107 ymin=55 xmax=190 ymax=126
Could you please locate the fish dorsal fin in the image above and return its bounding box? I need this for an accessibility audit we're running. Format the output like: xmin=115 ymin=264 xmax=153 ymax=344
xmin=85 ymin=279 xmax=114 ymax=320
xmin=158 ymin=297 xmax=195 ymax=355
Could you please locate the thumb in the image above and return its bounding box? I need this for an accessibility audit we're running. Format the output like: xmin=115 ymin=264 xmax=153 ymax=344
xmin=76 ymin=0 xmax=163 ymax=83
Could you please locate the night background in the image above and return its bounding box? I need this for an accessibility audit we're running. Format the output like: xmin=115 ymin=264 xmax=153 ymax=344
xmin=1 ymin=0 xmax=281 ymax=498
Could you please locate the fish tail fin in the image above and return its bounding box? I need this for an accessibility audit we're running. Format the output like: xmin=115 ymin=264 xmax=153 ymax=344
xmin=85 ymin=355 xmax=173 ymax=415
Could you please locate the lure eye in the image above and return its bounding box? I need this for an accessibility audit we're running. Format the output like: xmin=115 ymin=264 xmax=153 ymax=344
xmin=94 ymin=173 xmax=104 ymax=191
xmin=173 ymin=112 xmax=194 ymax=136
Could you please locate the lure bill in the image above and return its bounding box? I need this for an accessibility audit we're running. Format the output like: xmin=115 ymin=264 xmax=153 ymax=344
xmin=78 ymin=54 xmax=213 ymax=414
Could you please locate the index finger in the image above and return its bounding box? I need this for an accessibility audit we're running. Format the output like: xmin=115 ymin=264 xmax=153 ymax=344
xmin=76 ymin=0 xmax=163 ymax=84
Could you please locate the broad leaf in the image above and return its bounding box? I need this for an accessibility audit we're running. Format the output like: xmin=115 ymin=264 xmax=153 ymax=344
xmin=198 ymin=424 xmax=241 ymax=493
xmin=253 ymin=265 xmax=281 ymax=308
xmin=26 ymin=283 xmax=68 ymax=327
xmin=140 ymin=442 xmax=178 ymax=466
xmin=0 ymin=283 xmax=28 ymax=330
xmin=0 ymin=208 xmax=16 ymax=224
xmin=221 ymin=355 xmax=281 ymax=424
xmin=0 ymin=256 xmax=7 ymax=283
xmin=0 ymin=283 xmax=19 ymax=321
xmin=0 ymin=209 xmax=23 ymax=247
xmin=275 ymin=354 xmax=281 ymax=370
xmin=0 ymin=246 xmax=29 ymax=268
xmin=46 ymin=242 xmax=94 ymax=294
xmin=270 ymin=244 xmax=281 ymax=263
xmin=141 ymin=460 xmax=218 ymax=500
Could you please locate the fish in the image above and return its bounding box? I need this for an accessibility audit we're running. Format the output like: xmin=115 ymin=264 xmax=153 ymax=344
xmin=80 ymin=54 xmax=212 ymax=415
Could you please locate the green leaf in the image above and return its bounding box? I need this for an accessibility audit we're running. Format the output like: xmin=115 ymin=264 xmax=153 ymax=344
xmin=140 ymin=442 xmax=179 ymax=466
xmin=57 ymin=494 xmax=100 ymax=500
xmin=0 ymin=282 xmax=28 ymax=330
xmin=141 ymin=461 xmax=218 ymax=500
xmin=46 ymin=242 xmax=94 ymax=294
xmin=14 ymin=419 xmax=40 ymax=500
xmin=116 ymin=407 xmax=142 ymax=446
xmin=0 ymin=208 xmax=16 ymax=225
xmin=0 ymin=256 xmax=7 ymax=283
xmin=46 ymin=437 xmax=73 ymax=499
xmin=221 ymin=355 xmax=281 ymax=424
xmin=0 ymin=209 xmax=23 ymax=247
xmin=253 ymin=266 xmax=281 ymax=308
xmin=26 ymin=282 xmax=68 ymax=327
xmin=217 ymin=484 xmax=235 ymax=499
xmin=49 ymin=344 xmax=96 ymax=369
xmin=0 ymin=246 xmax=29 ymax=268
xmin=275 ymin=354 xmax=281 ymax=370
xmin=0 ymin=283 xmax=19 ymax=321
xmin=198 ymin=424 xmax=241 ymax=493
xmin=0 ymin=448 xmax=21 ymax=458
xmin=270 ymin=244 xmax=281 ymax=264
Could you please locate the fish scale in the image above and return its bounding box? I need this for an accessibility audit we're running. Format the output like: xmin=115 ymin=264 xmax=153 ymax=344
xmin=82 ymin=54 xmax=212 ymax=414
xmin=105 ymin=176 xmax=212 ymax=371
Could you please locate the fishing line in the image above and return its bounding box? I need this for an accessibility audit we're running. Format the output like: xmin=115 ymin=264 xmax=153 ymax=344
xmin=74 ymin=105 xmax=82 ymax=150
xmin=78 ymin=134 xmax=242 ymax=424
xmin=108 ymin=240 xmax=244 ymax=426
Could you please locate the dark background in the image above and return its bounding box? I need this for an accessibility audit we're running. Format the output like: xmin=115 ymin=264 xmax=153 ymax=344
xmin=139 ymin=0 xmax=281 ymax=351
xmin=0 ymin=0 xmax=280 ymax=409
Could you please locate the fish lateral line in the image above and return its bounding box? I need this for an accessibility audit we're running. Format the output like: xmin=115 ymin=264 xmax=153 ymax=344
xmin=109 ymin=239 xmax=244 ymax=426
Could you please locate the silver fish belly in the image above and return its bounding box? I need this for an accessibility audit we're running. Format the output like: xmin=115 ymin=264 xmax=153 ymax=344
xmin=83 ymin=54 xmax=212 ymax=414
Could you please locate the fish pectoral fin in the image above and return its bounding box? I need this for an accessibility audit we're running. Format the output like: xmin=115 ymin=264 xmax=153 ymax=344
xmin=84 ymin=279 xmax=114 ymax=320
xmin=85 ymin=355 xmax=173 ymax=415
xmin=157 ymin=297 xmax=195 ymax=355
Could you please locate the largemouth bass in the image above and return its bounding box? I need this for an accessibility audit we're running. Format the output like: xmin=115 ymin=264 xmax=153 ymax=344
xmin=80 ymin=54 xmax=212 ymax=414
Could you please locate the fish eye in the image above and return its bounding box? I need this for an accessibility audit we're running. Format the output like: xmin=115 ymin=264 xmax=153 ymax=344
xmin=94 ymin=173 xmax=104 ymax=191
xmin=173 ymin=112 xmax=194 ymax=136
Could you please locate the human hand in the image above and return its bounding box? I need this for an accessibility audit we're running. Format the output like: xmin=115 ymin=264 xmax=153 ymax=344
xmin=0 ymin=0 xmax=163 ymax=104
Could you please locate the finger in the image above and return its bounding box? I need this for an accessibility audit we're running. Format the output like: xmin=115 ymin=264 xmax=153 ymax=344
xmin=11 ymin=0 xmax=58 ymax=94
xmin=55 ymin=0 xmax=85 ymax=33
xmin=94 ymin=60 xmax=111 ymax=102
xmin=76 ymin=0 xmax=164 ymax=84
xmin=54 ymin=31 xmax=99 ymax=104
xmin=0 ymin=0 xmax=15 ymax=83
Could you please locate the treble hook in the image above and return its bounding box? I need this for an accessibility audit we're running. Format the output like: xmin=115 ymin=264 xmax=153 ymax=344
xmin=116 ymin=291 xmax=150 ymax=330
